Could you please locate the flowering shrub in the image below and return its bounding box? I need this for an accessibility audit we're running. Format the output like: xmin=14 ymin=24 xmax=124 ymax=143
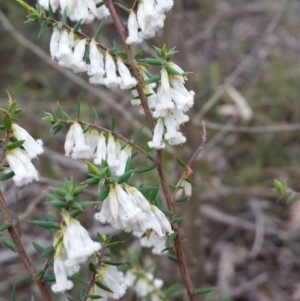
xmin=0 ymin=1 xmax=209 ymax=300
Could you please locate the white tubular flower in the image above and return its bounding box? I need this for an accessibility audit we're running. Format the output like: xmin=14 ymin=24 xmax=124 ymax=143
xmin=106 ymin=132 xmax=119 ymax=169
xmin=115 ymin=144 xmax=132 ymax=176
xmin=93 ymin=264 xmax=127 ymax=300
xmin=155 ymin=0 xmax=174 ymax=13
xmin=171 ymin=108 xmax=189 ymax=126
xmin=62 ymin=210 xmax=101 ymax=263
xmin=125 ymin=270 xmax=163 ymax=299
xmin=103 ymin=51 xmax=121 ymax=88
xmin=51 ymin=256 xmax=74 ymax=293
xmin=95 ymin=183 xmax=141 ymax=231
xmin=163 ymin=112 xmax=179 ymax=139
xmin=131 ymin=89 xmax=141 ymax=106
xmin=148 ymin=118 xmax=165 ymax=149
xmin=56 ymin=30 xmax=72 ymax=65
xmin=88 ymin=39 xmax=105 ymax=84
xmin=183 ymin=179 xmax=192 ymax=196
xmin=117 ymin=58 xmax=137 ymax=90
xmin=12 ymin=123 xmax=44 ymax=159
xmin=71 ymin=122 xmax=90 ymax=157
xmin=140 ymin=231 xmax=167 ymax=255
xmin=72 ymin=129 xmax=99 ymax=159
xmin=50 ymin=27 xmax=60 ymax=59
xmin=156 ymin=84 xmax=175 ymax=111
xmin=126 ymin=10 xmax=142 ymax=45
xmin=39 ymin=0 xmax=60 ymax=11
xmin=94 ymin=132 xmax=107 ymax=165
xmin=151 ymin=205 xmax=173 ymax=236
xmin=94 ymin=1 xmax=110 ymax=19
xmin=71 ymin=38 xmax=87 ymax=73
xmin=144 ymin=84 xmax=157 ymax=109
xmin=6 ymin=149 xmax=39 ymax=187
xmin=125 ymin=186 xmax=151 ymax=214
xmin=137 ymin=1 xmax=146 ymax=32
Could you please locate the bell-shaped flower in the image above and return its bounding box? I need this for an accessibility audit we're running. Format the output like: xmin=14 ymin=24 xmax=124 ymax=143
xmin=72 ymin=129 xmax=99 ymax=159
xmin=88 ymin=39 xmax=105 ymax=84
xmin=91 ymin=264 xmax=127 ymax=300
xmin=106 ymin=132 xmax=120 ymax=169
xmin=148 ymin=118 xmax=165 ymax=149
xmin=94 ymin=132 xmax=107 ymax=165
xmin=6 ymin=149 xmax=39 ymax=187
xmin=151 ymin=205 xmax=173 ymax=236
xmin=155 ymin=0 xmax=174 ymax=13
xmin=103 ymin=51 xmax=122 ymax=88
xmin=115 ymin=144 xmax=132 ymax=176
xmin=12 ymin=123 xmax=44 ymax=159
xmin=39 ymin=0 xmax=60 ymax=11
xmin=50 ymin=27 xmax=61 ymax=59
xmin=62 ymin=210 xmax=101 ymax=263
xmin=117 ymin=58 xmax=137 ymax=90
xmin=71 ymin=38 xmax=88 ymax=73
xmin=139 ymin=231 xmax=167 ymax=255
xmin=94 ymin=1 xmax=110 ymax=20
xmin=56 ymin=30 xmax=73 ymax=68
xmin=126 ymin=10 xmax=142 ymax=45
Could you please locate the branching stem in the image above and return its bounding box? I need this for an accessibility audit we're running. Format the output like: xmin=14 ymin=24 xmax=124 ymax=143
xmin=105 ymin=1 xmax=196 ymax=300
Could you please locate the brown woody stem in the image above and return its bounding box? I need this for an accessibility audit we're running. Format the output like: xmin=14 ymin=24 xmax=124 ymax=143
xmin=104 ymin=1 xmax=196 ymax=300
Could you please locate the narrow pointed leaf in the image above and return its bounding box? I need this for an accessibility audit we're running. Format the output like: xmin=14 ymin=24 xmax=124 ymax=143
xmin=175 ymin=196 xmax=189 ymax=203
xmin=32 ymin=241 xmax=45 ymax=254
xmin=94 ymin=19 xmax=105 ymax=39
xmin=135 ymin=165 xmax=156 ymax=173
xmin=3 ymin=238 xmax=17 ymax=252
xmin=6 ymin=140 xmax=25 ymax=150
xmin=193 ymin=287 xmax=216 ymax=295
xmin=95 ymin=281 xmax=113 ymax=293
xmin=0 ymin=223 xmax=11 ymax=232
xmin=0 ymin=171 xmax=15 ymax=181
xmin=32 ymin=220 xmax=60 ymax=229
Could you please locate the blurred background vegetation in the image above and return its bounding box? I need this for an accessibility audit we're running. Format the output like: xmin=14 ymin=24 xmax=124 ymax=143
xmin=1 ymin=0 xmax=300 ymax=300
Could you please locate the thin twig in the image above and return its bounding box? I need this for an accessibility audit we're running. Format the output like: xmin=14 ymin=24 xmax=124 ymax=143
xmin=83 ymin=247 xmax=106 ymax=301
xmin=173 ymin=122 xmax=207 ymax=199
xmin=104 ymin=1 xmax=196 ymax=300
xmin=0 ymin=191 xmax=52 ymax=301
xmin=61 ymin=119 xmax=155 ymax=163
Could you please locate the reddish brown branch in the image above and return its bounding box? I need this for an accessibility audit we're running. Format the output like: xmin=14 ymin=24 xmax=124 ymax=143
xmin=0 ymin=191 xmax=52 ymax=301
xmin=104 ymin=1 xmax=195 ymax=300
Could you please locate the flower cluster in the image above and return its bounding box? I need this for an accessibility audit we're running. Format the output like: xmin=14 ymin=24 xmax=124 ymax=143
xmin=132 ymin=63 xmax=194 ymax=148
xmin=51 ymin=210 xmax=101 ymax=293
xmin=50 ymin=31 xmax=137 ymax=89
xmin=64 ymin=123 xmax=132 ymax=176
xmin=88 ymin=263 xmax=127 ymax=301
xmin=95 ymin=182 xmax=173 ymax=254
xmin=5 ymin=123 xmax=44 ymax=186
xmin=38 ymin=0 xmax=110 ymax=24
xmin=125 ymin=269 xmax=164 ymax=301
xmin=126 ymin=0 xmax=174 ymax=44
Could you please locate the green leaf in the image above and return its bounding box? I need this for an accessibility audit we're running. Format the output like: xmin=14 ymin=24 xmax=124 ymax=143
xmin=163 ymin=283 xmax=181 ymax=298
xmin=98 ymin=186 xmax=110 ymax=202
xmin=142 ymin=58 xmax=162 ymax=66
xmin=86 ymin=295 xmax=102 ymax=299
xmin=124 ymin=157 xmax=131 ymax=173
xmin=83 ymin=177 xmax=100 ymax=185
xmin=95 ymin=281 xmax=113 ymax=293
xmin=134 ymin=127 xmax=143 ymax=142
xmin=105 ymin=241 xmax=123 ymax=248
xmin=48 ymin=1 xmax=53 ymax=18
xmin=53 ymin=188 xmax=67 ymax=198
xmin=135 ymin=165 xmax=156 ymax=173
xmin=8 ymin=102 xmax=17 ymax=114
xmin=42 ymin=275 xmax=55 ymax=283
xmin=97 ymin=232 xmax=105 ymax=243
xmin=171 ymin=216 xmax=184 ymax=224
xmin=32 ymin=241 xmax=45 ymax=254
xmin=175 ymin=196 xmax=189 ymax=203
xmin=69 ymin=200 xmax=83 ymax=211
xmin=2 ymin=238 xmax=16 ymax=252
xmin=166 ymin=231 xmax=177 ymax=243
xmin=79 ymin=288 xmax=86 ymax=300
xmin=30 ymin=295 xmax=35 ymax=301
xmin=80 ymin=201 xmax=97 ymax=209
xmin=165 ymin=65 xmax=183 ymax=76
xmin=4 ymin=114 xmax=12 ymax=130
xmin=0 ymin=171 xmax=15 ymax=181
xmin=96 ymin=1 xmax=105 ymax=8
xmin=38 ymin=21 xmax=51 ymax=38
xmin=69 ymin=209 xmax=82 ymax=218
xmin=160 ymin=208 xmax=173 ymax=217
xmin=149 ymin=185 xmax=159 ymax=202
xmin=62 ymin=8 xmax=68 ymax=23
xmin=32 ymin=220 xmax=60 ymax=229
xmin=167 ymin=254 xmax=178 ymax=262
xmin=86 ymin=161 xmax=100 ymax=176
xmin=93 ymin=108 xmax=99 ymax=123
xmin=117 ymin=170 xmax=133 ymax=184
xmin=41 ymin=247 xmax=55 ymax=258
xmin=111 ymin=116 xmax=116 ymax=132
xmin=73 ymin=19 xmax=83 ymax=33
xmin=42 ymin=112 xmax=55 ymax=122
xmin=15 ymin=0 xmax=35 ymax=12
xmin=185 ymin=178 xmax=198 ymax=187
xmin=176 ymin=158 xmax=186 ymax=168
xmin=89 ymin=262 xmax=97 ymax=273
xmin=34 ymin=269 xmax=44 ymax=279
xmin=11 ymin=284 xmax=16 ymax=301
xmin=114 ymin=2 xmax=130 ymax=13
xmin=193 ymin=287 xmax=216 ymax=295
xmin=134 ymin=49 xmax=145 ymax=59
xmin=0 ymin=223 xmax=11 ymax=232
xmin=51 ymin=122 xmax=63 ymax=134
xmin=102 ymin=260 xmax=124 ymax=266
xmin=6 ymin=140 xmax=25 ymax=151
xmin=94 ymin=19 xmax=105 ymax=39
xmin=144 ymin=75 xmax=160 ymax=85
xmin=73 ymin=186 xmax=85 ymax=196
